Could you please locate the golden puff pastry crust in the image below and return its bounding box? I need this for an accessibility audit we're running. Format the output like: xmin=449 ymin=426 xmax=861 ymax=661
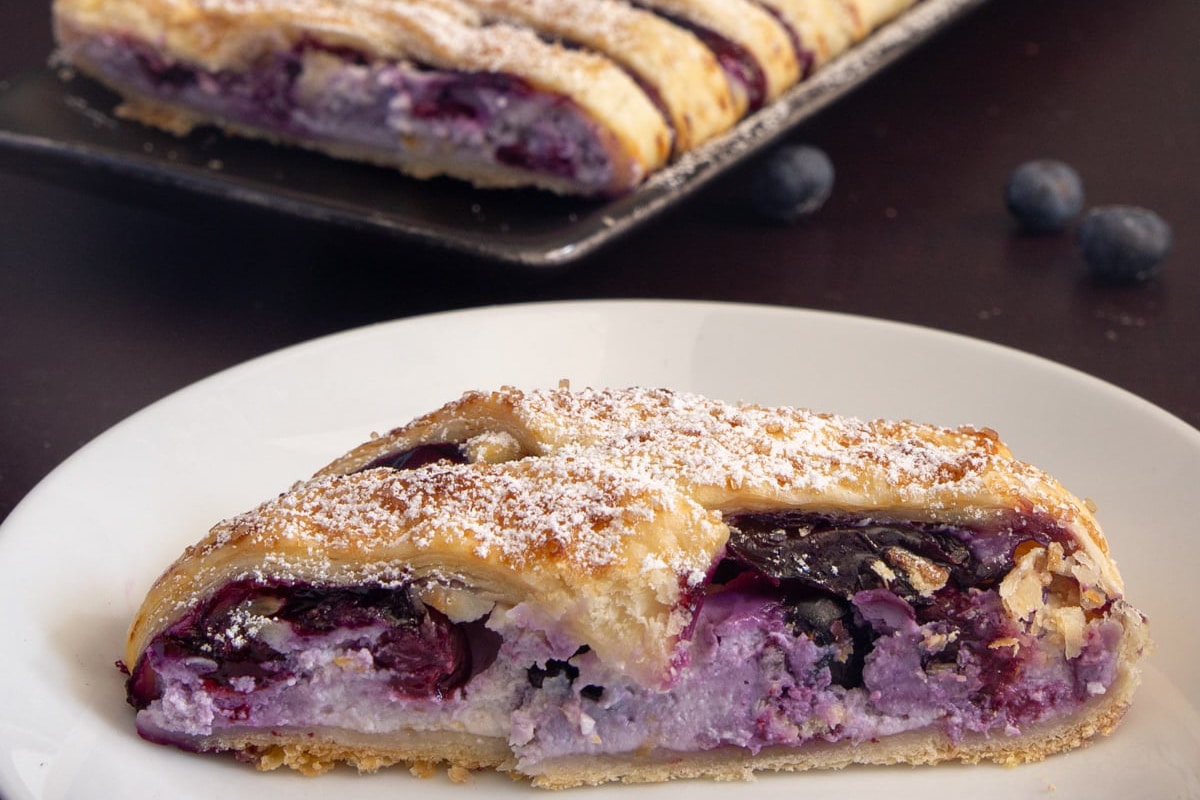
xmin=126 ymin=456 xmax=726 ymax=689
xmin=122 ymin=386 xmax=1150 ymax=788
xmin=323 ymin=386 xmax=1124 ymax=594
xmin=458 ymin=0 xmax=738 ymax=154
xmin=633 ymin=0 xmax=801 ymax=112
xmin=760 ymin=0 xmax=917 ymax=69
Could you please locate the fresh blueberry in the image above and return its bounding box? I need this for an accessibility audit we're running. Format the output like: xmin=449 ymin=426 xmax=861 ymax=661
xmin=751 ymin=145 xmax=835 ymax=223
xmin=1077 ymin=205 xmax=1172 ymax=283
xmin=1004 ymin=159 xmax=1085 ymax=233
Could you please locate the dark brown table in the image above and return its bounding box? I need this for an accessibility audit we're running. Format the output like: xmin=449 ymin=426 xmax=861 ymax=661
xmin=1 ymin=0 xmax=1197 ymax=524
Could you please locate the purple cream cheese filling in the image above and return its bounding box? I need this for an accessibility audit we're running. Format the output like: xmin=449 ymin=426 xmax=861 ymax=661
xmin=62 ymin=30 xmax=625 ymax=192
xmin=126 ymin=514 xmax=1122 ymax=764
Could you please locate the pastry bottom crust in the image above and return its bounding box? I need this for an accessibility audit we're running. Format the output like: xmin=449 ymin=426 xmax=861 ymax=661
xmin=203 ymin=727 xmax=515 ymax=777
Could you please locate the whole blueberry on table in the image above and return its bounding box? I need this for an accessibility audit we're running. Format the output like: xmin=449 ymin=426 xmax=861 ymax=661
xmin=1078 ymin=205 xmax=1173 ymax=283
xmin=1004 ymin=159 xmax=1085 ymax=233
xmin=751 ymin=145 xmax=835 ymax=223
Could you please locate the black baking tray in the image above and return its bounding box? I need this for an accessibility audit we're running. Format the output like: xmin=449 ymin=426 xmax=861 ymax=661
xmin=0 ymin=0 xmax=985 ymax=267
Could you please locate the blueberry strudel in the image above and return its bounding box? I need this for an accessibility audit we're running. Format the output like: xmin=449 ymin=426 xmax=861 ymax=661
xmin=51 ymin=0 xmax=672 ymax=195
xmin=51 ymin=0 xmax=921 ymax=194
xmin=122 ymin=387 xmax=1150 ymax=788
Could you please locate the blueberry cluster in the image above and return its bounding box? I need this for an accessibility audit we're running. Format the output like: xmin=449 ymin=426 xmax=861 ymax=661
xmin=1005 ymin=159 xmax=1172 ymax=283
xmin=751 ymin=146 xmax=1172 ymax=284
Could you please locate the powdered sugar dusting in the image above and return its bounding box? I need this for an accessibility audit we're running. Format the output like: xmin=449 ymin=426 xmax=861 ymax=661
xmin=501 ymin=386 xmax=1033 ymax=507
xmin=216 ymin=455 xmax=698 ymax=579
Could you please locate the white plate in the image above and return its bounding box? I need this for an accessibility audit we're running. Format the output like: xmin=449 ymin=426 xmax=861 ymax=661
xmin=1 ymin=300 xmax=1197 ymax=799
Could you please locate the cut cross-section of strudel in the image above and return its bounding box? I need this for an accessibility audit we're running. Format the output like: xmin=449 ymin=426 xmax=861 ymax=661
xmin=52 ymin=0 xmax=672 ymax=195
xmin=122 ymin=387 xmax=1150 ymax=788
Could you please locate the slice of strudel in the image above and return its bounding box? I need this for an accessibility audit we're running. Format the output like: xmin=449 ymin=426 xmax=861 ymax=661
xmin=121 ymin=387 xmax=1150 ymax=788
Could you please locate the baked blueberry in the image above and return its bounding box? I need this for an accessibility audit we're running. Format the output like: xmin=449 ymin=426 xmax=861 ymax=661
xmin=751 ymin=144 xmax=835 ymax=222
xmin=1004 ymin=159 xmax=1085 ymax=233
xmin=1078 ymin=205 xmax=1172 ymax=283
